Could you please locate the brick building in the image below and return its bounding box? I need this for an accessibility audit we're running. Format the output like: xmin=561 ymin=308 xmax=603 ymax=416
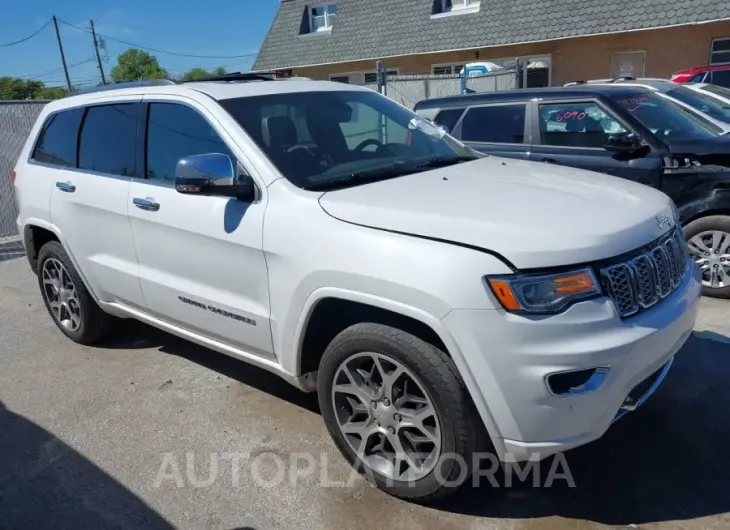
xmin=253 ymin=0 xmax=730 ymax=87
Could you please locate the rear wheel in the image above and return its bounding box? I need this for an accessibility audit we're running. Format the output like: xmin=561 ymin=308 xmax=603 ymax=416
xmin=317 ymin=323 xmax=488 ymax=502
xmin=37 ymin=241 xmax=115 ymax=344
xmin=684 ymin=215 xmax=730 ymax=298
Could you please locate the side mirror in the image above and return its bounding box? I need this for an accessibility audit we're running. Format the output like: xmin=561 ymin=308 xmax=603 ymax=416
xmin=174 ymin=153 xmax=256 ymax=202
xmin=604 ymin=132 xmax=643 ymax=153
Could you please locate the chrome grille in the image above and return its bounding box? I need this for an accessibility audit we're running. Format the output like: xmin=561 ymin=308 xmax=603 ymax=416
xmin=600 ymin=228 xmax=689 ymax=318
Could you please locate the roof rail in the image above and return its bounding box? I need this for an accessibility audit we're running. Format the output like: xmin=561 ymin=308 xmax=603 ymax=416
xmin=180 ymin=72 xmax=274 ymax=83
xmin=563 ymin=80 xmax=586 ymax=86
xmin=68 ymin=79 xmax=177 ymax=96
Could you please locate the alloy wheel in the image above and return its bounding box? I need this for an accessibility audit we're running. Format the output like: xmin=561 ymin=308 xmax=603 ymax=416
xmin=41 ymin=258 xmax=82 ymax=332
xmin=331 ymin=352 xmax=442 ymax=482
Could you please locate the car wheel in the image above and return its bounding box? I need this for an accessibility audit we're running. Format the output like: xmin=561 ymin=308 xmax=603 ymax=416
xmin=37 ymin=241 xmax=114 ymax=344
xmin=684 ymin=215 xmax=730 ymax=298
xmin=317 ymin=322 xmax=488 ymax=502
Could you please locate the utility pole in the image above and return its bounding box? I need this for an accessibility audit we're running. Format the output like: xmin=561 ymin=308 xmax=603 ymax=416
xmin=52 ymin=16 xmax=72 ymax=92
xmin=90 ymin=20 xmax=107 ymax=85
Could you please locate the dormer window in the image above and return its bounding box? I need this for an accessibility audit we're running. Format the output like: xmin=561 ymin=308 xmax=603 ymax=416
xmin=432 ymin=0 xmax=481 ymax=17
xmin=310 ymin=4 xmax=337 ymax=32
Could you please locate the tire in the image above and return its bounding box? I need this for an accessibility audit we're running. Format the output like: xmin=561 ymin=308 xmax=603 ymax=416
xmin=683 ymin=215 xmax=730 ymax=298
xmin=317 ymin=322 xmax=489 ymax=503
xmin=37 ymin=241 xmax=115 ymax=344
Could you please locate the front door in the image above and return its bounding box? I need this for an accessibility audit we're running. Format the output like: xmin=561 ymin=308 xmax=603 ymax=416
xmin=610 ymin=51 xmax=646 ymax=79
xmin=127 ymin=97 xmax=274 ymax=358
xmin=530 ymin=100 xmax=661 ymax=188
xmin=48 ymin=98 xmax=146 ymax=308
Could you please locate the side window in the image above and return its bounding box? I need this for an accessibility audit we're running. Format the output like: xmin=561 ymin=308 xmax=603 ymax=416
xmin=78 ymin=104 xmax=138 ymax=176
xmin=711 ymin=70 xmax=730 ymax=87
xmin=538 ymin=102 xmax=626 ymax=148
xmin=460 ymin=104 xmax=526 ymax=144
xmin=433 ymin=108 xmax=465 ymax=134
xmin=32 ymin=108 xmax=84 ymax=167
xmin=690 ymin=73 xmax=707 ymax=83
xmin=146 ymin=103 xmax=236 ymax=182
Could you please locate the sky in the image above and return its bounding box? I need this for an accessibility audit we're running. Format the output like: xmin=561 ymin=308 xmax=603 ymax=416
xmin=0 ymin=0 xmax=280 ymax=87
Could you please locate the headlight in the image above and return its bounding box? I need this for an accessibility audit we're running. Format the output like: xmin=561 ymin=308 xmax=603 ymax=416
xmin=486 ymin=268 xmax=601 ymax=314
xmin=671 ymin=200 xmax=681 ymax=225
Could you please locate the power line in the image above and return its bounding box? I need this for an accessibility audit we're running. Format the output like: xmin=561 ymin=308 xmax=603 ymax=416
xmin=58 ymin=18 xmax=259 ymax=59
xmin=0 ymin=19 xmax=52 ymax=48
xmin=19 ymin=57 xmax=97 ymax=81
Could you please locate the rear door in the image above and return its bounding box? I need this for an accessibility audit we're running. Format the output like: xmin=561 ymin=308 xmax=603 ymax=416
xmin=450 ymin=102 xmax=531 ymax=160
xmin=47 ymin=97 xmax=146 ymax=308
xmin=529 ymin=98 xmax=661 ymax=188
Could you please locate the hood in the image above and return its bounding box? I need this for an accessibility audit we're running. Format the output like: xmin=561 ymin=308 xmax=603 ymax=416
xmin=664 ymin=135 xmax=730 ymax=166
xmin=319 ymin=157 xmax=676 ymax=269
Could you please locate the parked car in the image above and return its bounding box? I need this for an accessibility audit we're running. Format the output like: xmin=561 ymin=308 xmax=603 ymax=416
xmin=672 ymin=64 xmax=730 ymax=87
xmin=14 ymin=76 xmax=700 ymax=502
xmin=572 ymin=78 xmax=730 ymax=130
xmin=414 ymin=85 xmax=730 ymax=297
xmin=686 ymin=82 xmax=730 ymax=109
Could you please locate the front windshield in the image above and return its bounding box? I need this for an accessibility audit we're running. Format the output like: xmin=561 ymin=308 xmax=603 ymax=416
xmin=665 ymin=85 xmax=730 ymax=123
xmin=612 ymin=92 xmax=723 ymax=140
xmin=220 ymin=90 xmax=479 ymax=191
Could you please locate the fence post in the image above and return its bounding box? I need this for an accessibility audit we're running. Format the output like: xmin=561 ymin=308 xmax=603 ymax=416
xmin=376 ymin=61 xmax=388 ymax=144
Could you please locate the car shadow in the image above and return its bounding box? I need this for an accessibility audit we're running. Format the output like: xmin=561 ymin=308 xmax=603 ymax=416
xmin=100 ymin=321 xmax=729 ymax=526
xmin=102 ymin=320 xmax=320 ymax=414
xmin=0 ymin=400 xmax=172 ymax=529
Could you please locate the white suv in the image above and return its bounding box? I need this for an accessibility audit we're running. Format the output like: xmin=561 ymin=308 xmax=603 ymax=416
xmin=13 ymin=75 xmax=701 ymax=501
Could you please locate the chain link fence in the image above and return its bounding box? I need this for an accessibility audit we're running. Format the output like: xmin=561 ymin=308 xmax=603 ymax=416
xmin=383 ymin=69 xmax=519 ymax=110
xmin=0 ymin=101 xmax=47 ymax=244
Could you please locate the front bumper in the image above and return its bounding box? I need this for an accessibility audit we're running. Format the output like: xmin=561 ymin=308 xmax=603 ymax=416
xmin=442 ymin=259 xmax=701 ymax=462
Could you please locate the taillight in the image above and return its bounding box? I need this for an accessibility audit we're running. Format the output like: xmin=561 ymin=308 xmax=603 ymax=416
xmin=10 ymin=170 xmax=17 ymax=186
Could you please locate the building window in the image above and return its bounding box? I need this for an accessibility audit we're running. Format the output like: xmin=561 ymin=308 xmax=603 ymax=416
xmin=330 ymin=75 xmax=350 ymax=84
xmin=710 ymin=38 xmax=730 ymax=65
xmin=432 ymin=64 xmax=464 ymax=76
xmin=432 ymin=0 xmax=480 ymax=16
xmin=310 ymin=4 xmax=336 ymax=32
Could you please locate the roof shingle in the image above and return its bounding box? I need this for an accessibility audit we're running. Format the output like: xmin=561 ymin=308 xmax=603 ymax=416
xmin=253 ymin=0 xmax=730 ymax=71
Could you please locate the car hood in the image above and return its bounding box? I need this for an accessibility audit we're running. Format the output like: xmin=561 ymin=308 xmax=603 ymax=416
xmin=318 ymin=157 xmax=676 ymax=269
xmin=664 ymin=135 xmax=730 ymax=166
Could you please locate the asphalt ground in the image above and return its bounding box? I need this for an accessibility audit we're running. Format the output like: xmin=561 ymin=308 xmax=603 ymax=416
xmin=1 ymin=250 xmax=729 ymax=530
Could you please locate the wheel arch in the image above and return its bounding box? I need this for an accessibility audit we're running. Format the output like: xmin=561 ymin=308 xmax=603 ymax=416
xmin=292 ymin=288 xmax=504 ymax=448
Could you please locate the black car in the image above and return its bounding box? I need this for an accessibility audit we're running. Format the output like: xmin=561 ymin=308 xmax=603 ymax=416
xmin=414 ymin=85 xmax=730 ymax=297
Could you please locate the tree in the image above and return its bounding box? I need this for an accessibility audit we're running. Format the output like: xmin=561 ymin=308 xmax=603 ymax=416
xmin=179 ymin=66 xmax=227 ymax=81
xmin=0 ymin=77 xmax=66 ymax=100
xmin=110 ymin=49 xmax=168 ymax=83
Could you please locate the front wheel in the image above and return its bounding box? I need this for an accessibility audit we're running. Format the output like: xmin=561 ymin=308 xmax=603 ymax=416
xmin=684 ymin=215 xmax=730 ymax=298
xmin=317 ymin=323 xmax=488 ymax=502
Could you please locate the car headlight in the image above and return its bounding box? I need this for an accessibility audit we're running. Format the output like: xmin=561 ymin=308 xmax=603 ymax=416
xmin=671 ymin=200 xmax=681 ymax=225
xmin=486 ymin=268 xmax=601 ymax=314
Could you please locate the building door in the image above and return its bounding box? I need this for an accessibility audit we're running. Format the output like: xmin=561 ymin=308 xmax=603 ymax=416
xmin=611 ymin=51 xmax=645 ymax=78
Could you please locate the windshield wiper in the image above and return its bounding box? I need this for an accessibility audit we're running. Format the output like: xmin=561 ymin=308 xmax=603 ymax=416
xmin=302 ymin=156 xmax=478 ymax=192
xmin=409 ymin=155 xmax=479 ymax=168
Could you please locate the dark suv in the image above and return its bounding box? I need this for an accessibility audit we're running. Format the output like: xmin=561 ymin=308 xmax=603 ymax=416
xmin=414 ymin=85 xmax=730 ymax=297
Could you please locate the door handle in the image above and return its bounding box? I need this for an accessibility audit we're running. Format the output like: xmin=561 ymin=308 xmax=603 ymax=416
xmin=541 ymin=158 xmax=560 ymax=165
xmin=55 ymin=181 xmax=76 ymax=193
xmin=133 ymin=197 xmax=160 ymax=211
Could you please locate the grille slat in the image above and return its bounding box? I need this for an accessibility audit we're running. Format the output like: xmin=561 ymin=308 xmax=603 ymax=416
xmin=601 ymin=228 xmax=688 ymax=318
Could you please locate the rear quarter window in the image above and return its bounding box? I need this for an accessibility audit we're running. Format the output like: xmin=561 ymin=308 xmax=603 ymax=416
xmin=31 ymin=108 xmax=84 ymax=167
xmin=460 ymin=104 xmax=526 ymax=144
xmin=433 ymin=108 xmax=465 ymax=133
